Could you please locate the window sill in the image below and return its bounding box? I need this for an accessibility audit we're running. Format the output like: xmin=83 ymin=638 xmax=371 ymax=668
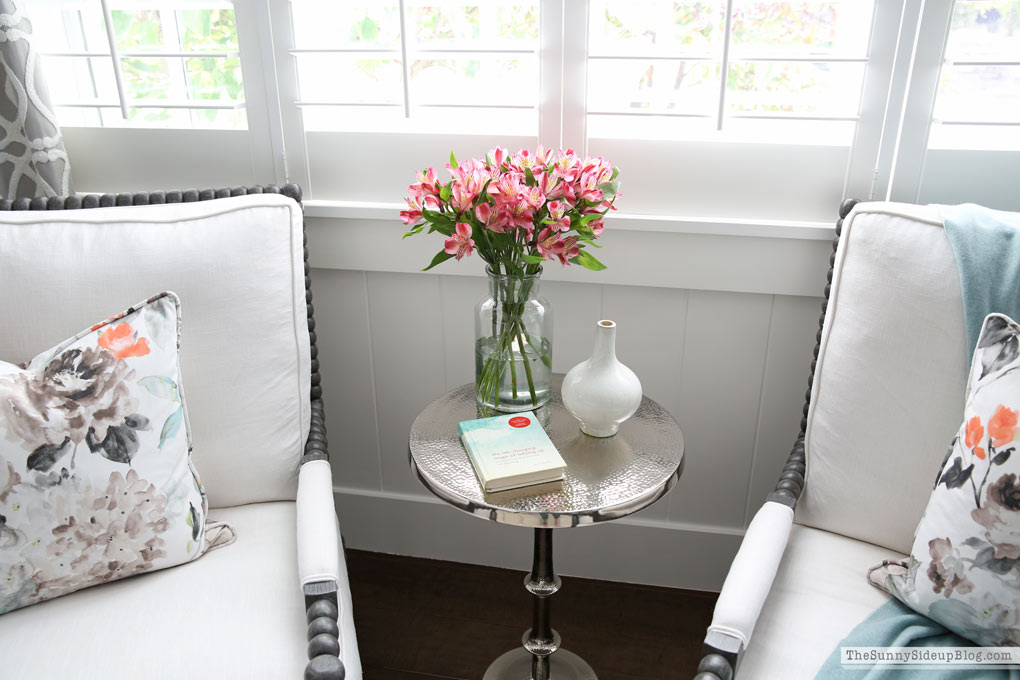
xmin=303 ymin=200 xmax=835 ymax=241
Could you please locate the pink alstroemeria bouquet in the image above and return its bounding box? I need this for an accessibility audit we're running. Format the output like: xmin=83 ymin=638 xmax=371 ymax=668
xmin=401 ymin=146 xmax=620 ymax=412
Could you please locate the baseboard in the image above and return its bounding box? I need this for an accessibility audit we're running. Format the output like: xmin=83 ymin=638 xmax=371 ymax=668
xmin=334 ymin=486 xmax=742 ymax=592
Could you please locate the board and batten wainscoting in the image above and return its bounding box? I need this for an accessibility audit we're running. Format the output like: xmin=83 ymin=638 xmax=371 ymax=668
xmin=307 ymin=206 xmax=833 ymax=592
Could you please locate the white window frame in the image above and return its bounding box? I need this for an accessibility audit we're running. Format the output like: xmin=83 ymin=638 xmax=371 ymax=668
xmin=53 ymin=0 xmax=1020 ymax=218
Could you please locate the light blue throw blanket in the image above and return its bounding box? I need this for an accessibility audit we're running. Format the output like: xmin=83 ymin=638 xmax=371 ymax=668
xmin=941 ymin=204 xmax=1020 ymax=362
xmin=816 ymin=599 xmax=1020 ymax=678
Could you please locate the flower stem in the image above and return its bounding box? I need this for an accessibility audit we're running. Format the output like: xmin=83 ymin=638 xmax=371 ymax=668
xmin=516 ymin=319 xmax=537 ymax=404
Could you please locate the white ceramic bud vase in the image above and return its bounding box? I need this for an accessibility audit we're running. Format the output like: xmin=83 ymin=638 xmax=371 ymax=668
xmin=561 ymin=320 xmax=642 ymax=437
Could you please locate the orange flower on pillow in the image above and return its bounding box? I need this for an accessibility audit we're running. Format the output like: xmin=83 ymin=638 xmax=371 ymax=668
xmin=98 ymin=323 xmax=150 ymax=360
xmin=989 ymin=405 xmax=1019 ymax=448
xmin=965 ymin=416 xmax=986 ymax=459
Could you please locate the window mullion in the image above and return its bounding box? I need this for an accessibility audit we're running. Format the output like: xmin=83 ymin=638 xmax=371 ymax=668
xmin=263 ymin=0 xmax=310 ymax=191
xmin=398 ymin=0 xmax=412 ymax=119
xmin=886 ymin=0 xmax=955 ymax=203
xmin=98 ymin=0 xmax=130 ymax=119
xmin=843 ymin=0 xmax=914 ymax=202
xmin=560 ymin=0 xmax=588 ymax=154
xmin=716 ymin=0 xmax=735 ymax=131
xmin=538 ymin=0 xmax=563 ymax=149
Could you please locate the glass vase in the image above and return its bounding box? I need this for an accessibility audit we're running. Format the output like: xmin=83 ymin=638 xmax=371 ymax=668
xmin=474 ymin=267 xmax=552 ymax=413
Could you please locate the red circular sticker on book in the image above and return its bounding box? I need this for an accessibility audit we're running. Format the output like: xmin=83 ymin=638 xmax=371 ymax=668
xmin=508 ymin=416 xmax=531 ymax=428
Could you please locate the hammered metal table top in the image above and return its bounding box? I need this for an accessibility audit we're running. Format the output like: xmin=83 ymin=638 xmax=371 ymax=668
xmin=409 ymin=374 xmax=685 ymax=528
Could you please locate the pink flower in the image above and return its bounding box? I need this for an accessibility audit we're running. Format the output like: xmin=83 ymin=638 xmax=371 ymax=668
xmin=400 ymin=196 xmax=423 ymax=225
xmin=505 ymin=199 xmax=536 ymax=235
xmin=588 ymin=218 xmax=604 ymax=237
xmin=551 ymin=149 xmax=582 ymax=183
xmin=556 ymin=236 xmax=580 ymax=266
xmin=523 ymin=185 xmax=545 ymax=209
xmin=415 ymin=167 xmax=440 ymax=196
xmin=575 ymin=171 xmax=604 ymax=203
xmin=535 ymin=228 xmax=561 ymax=261
xmin=475 ymin=203 xmax=507 ymax=233
xmin=510 ymin=148 xmax=546 ymax=174
xmin=545 ymin=201 xmax=570 ymax=232
xmin=451 ymin=184 xmax=476 ymax=212
xmin=488 ymin=146 xmax=508 ymax=169
xmin=488 ymin=173 xmax=522 ymax=206
xmin=444 ymin=222 xmax=475 ymax=260
xmin=399 ymin=195 xmax=439 ymax=225
xmin=539 ymin=172 xmax=575 ymax=202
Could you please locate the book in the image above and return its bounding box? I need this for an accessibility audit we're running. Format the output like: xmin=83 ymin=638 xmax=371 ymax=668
xmin=458 ymin=412 xmax=567 ymax=493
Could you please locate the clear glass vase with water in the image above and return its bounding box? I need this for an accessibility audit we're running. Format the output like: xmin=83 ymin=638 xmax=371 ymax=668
xmin=474 ymin=267 xmax=552 ymax=413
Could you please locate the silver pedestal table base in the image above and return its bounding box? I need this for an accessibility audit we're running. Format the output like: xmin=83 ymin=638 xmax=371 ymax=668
xmin=409 ymin=375 xmax=684 ymax=680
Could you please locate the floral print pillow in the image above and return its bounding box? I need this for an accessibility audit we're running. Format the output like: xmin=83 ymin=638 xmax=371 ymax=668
xmin=0 ymin=292 xmax=228 ymax=615
xmin=869 ymin=313 xmax=1020 ymax=645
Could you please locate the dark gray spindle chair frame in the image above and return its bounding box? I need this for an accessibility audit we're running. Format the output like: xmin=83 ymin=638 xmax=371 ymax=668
xmin=694 ymin=198 xmax=859 ymax=680
xmin=1 ymin=184 xmax=345 ymax=680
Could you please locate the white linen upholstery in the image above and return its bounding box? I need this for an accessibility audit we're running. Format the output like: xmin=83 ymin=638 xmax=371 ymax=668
xmin=737 ymin=523 xmax=902 ymax=679
xmin=0 ymin=501 xmax=362 ymax=680
xmin=799 ymin=203 xmax=969 ymax=553
xmin=708 ymin=501 xmax=794 ymax=648
xmin=297 ymin=459 xmax=341 ymax=587
xmin=0 ymin=194 xmax=311 ymax=508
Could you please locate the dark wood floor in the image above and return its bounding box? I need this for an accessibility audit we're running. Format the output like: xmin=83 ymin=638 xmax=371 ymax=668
xmin=346 ymin=549 xmax=717 ymax=680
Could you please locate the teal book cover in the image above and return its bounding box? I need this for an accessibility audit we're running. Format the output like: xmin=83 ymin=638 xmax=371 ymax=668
xmin=458 ymin=412 xmax=566 ymax=493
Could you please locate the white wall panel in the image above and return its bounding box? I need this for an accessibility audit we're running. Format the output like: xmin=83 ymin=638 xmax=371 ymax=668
xmin=306 ymin=217 xmax=833 ymax=297
xmin=668 ymin=291 xmax=774 ymax=529
xmin=312 ymin=269 xmax=382 ymax=491
xmin=438 ymin=275 xmax=485 ymax=392
xmin=744 ymin=295 xmax=823 ymax=525
xmin=366 ymin=272 xmax=447 ymax=496
xmin=541 ymin=280 xmax=604 ymax=373
xmin=601 ymin=285 xmax=689 ymax=522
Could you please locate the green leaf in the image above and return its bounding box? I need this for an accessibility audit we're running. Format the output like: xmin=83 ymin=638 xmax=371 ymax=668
xmin=580 ymin=213 xmax=602 ymax=227
xmin=402 ymin=224 xmax=425 ymax=239
xmin=449 ymin=151 xmax=458 ymax=169
xmin=597 ymin=180 xmax=620 ymax=200
xmin=521 ymin=254 xmax=545 ymax=264
xmin=423 ymin=250 xmax=456 ymax=271
xmin=139 ymin=376 xmax=180 ymax=403
xmin=571 ymin=249 xmax=607 ymax=271
xmin=422 ymin=208 xmax=455 ymax=227
xmin=485 ymin=152 xmax=493 ymax=167
xmin=439 ymin=183 xmax=452 ymax=202
xmin=577 ymin=235 xmax=603 ymax=248
xmin=610 ymin=166 xmax=619 ymax=181
xmin=360 ymin=17 xmax=378 ymax=41
xmin=159 ymin=407 xmax=184 ymax=450
xmin=524 ymin=167 xmax=536 ymax=186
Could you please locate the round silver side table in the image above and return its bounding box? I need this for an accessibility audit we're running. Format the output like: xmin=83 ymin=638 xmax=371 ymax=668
xmin=409 ymin=374 xmax=684 ymax=680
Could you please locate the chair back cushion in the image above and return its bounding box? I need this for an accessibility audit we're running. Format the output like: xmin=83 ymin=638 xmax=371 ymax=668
xmin=0 ymin=194 xmax=310 ymax=507
xmin=798 ymin=202 xmax=969 ymax=553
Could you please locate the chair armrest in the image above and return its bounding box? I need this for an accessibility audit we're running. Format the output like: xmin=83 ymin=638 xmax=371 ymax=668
xmin=297 ymin=457 xmax=346 ymax=680
xmin=695 ymin=501 xmax=794 ymax=679
xmin=298 ymin=459 xmax=341 ymax=587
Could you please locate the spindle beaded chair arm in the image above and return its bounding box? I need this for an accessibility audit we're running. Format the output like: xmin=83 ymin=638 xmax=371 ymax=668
xmin=694 ymin=199 xmax=859 ymax=680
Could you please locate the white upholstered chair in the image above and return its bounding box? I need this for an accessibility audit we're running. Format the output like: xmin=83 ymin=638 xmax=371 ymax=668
xmin=696 ymin=200 xmax=971 ymax=678
xmin=0 ymin=186 xmax=361 ymax=679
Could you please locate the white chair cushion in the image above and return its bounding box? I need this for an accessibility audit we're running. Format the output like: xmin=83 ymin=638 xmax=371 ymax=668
xmin=0 ymin=195 xmax=311 ymax=507
xmin=0 ymin=501 xmax=362 ymax=680
xmin=799 ymin=202 xmax=969 ymax=553
xmin=737 ymin=523 xmax=903 ymax=679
